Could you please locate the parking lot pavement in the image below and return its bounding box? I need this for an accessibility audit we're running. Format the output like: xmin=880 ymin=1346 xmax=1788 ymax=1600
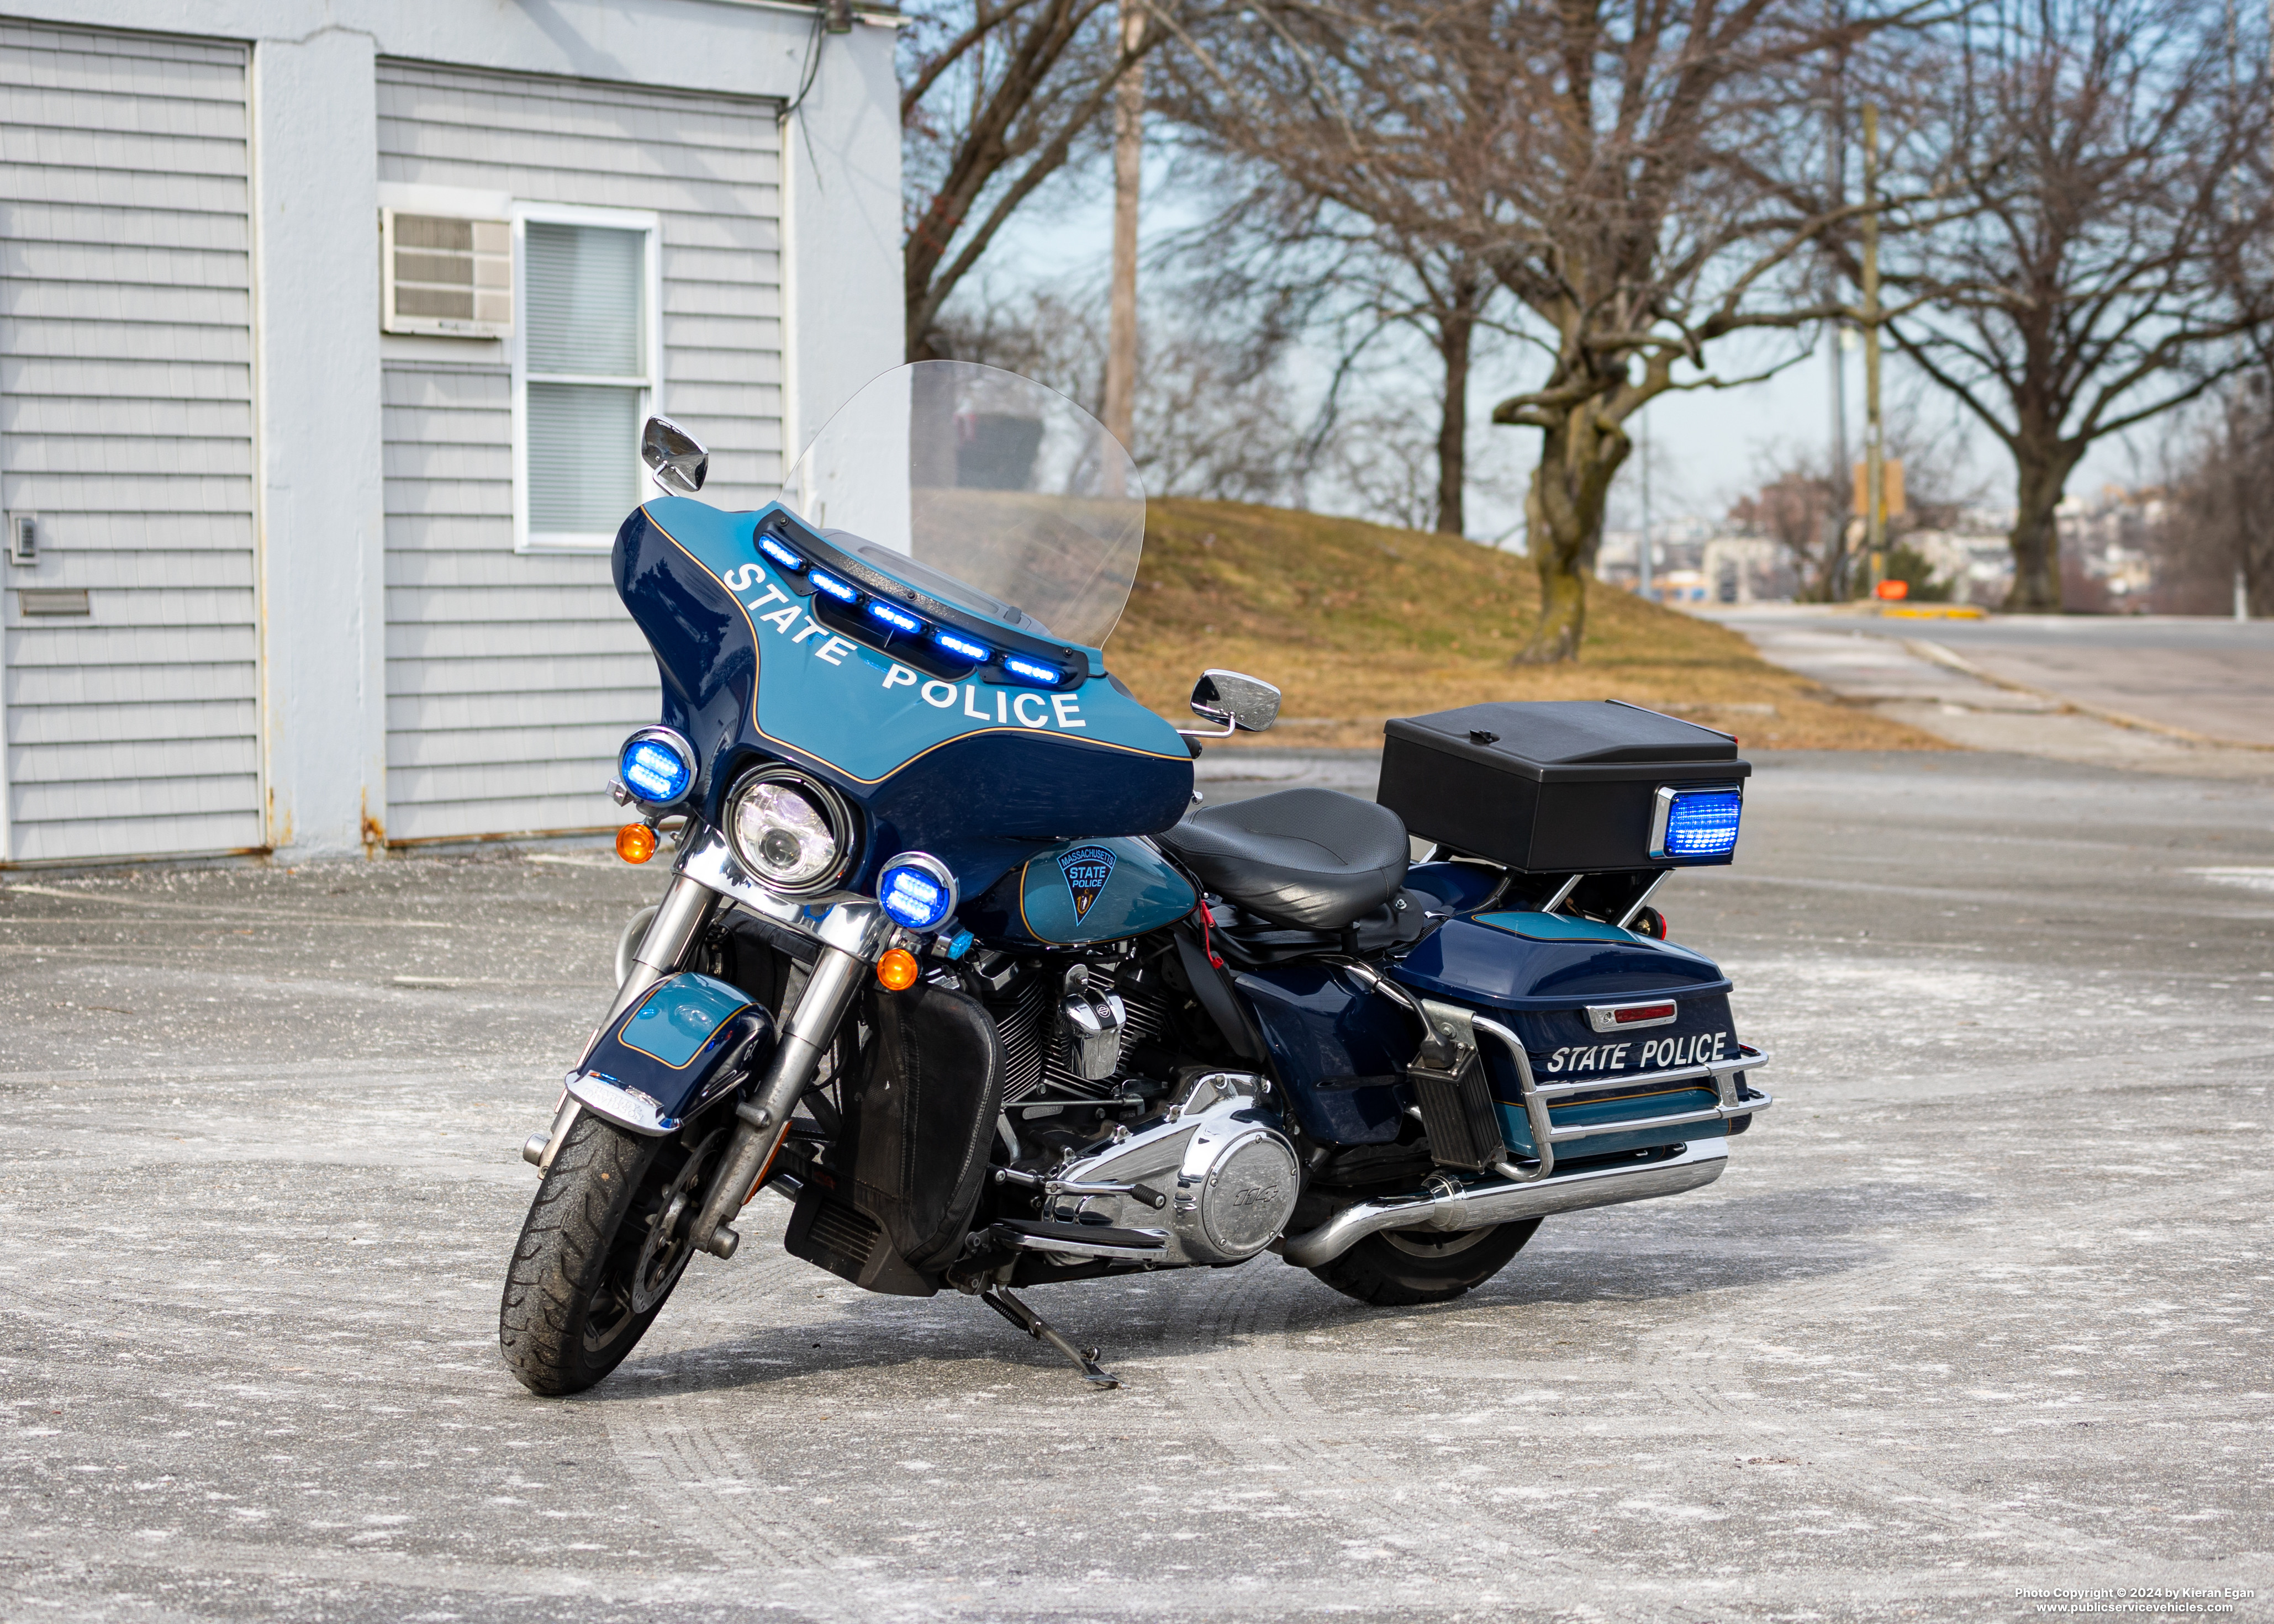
xmin=3 ymin=750 xmax=2271 ymax=1623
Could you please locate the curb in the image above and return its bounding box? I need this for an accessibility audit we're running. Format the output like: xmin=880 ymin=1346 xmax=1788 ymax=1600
xmin=1902 ymin=638 xmax=2274 ymax=754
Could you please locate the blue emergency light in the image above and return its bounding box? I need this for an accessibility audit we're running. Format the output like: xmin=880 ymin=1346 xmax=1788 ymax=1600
xmin=1649 ymin=786 xmax=1743 ymax=861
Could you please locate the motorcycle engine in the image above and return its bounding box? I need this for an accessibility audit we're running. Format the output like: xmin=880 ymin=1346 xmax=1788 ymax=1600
xmin=1041 ymin=1071 xmax=1300 ymax=1266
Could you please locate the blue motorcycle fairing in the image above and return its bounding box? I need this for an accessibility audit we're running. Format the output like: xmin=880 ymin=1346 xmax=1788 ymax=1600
xmin=615 ymin=499 xmax=1194 ymax=899
xmin=964 ymin=835 xmax=1197 ymax=947
xmin=571 ymin=972 xmax=777 ymax=1136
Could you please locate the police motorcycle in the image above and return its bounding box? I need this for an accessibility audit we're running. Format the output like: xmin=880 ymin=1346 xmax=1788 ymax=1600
xmin=499 ymin=361 xmax=1772 ymax=1395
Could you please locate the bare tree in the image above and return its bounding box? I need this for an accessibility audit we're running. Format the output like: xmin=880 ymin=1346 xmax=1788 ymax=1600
xmin=1167 ymin=1 xmax=1896 ymax=660
xmin=1873 ymin=0 xmax=2272 ymax=610
xmin=2151 ymin=380 xmax=2274 ymax=613
xmin=1153 ymin=18 xmax=1510 ymax=536
xmin=1732 ymin=456 xmax=1853 ymax=600
xmin=1739 ymin=391 xmax=1982 ymax=597
xmin=936 ymin=283 xmax=1312 ymax=501
xmin=901 ymin=0 xmax=1172 ymax=361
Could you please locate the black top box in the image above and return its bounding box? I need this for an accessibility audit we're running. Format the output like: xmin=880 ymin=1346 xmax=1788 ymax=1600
xmin=1376 ymin=700 xmax=1751 ymax=874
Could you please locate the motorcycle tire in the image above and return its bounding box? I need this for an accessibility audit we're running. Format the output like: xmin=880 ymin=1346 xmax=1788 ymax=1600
xmin=1306 ymin=1217 xmax=1542 ymax=1307
xmin=499 ymin=1110 xmax=721 ymax=1395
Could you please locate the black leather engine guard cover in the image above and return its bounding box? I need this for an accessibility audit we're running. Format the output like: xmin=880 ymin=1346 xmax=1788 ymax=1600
xmin=840 ymin=979 xmax=1005 ymax=1277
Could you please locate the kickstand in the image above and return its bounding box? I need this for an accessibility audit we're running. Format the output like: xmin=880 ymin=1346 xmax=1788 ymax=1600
xmin=980 ymin=1283 xmax=1120 ymax=1389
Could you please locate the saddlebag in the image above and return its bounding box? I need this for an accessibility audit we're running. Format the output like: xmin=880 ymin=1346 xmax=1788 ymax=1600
xmin=786 ymin=979 xmax=1004 ymax=1294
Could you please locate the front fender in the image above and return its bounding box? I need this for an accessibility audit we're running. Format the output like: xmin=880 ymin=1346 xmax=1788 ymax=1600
xmin=568 ymin=972 xmax=776 ymax=1135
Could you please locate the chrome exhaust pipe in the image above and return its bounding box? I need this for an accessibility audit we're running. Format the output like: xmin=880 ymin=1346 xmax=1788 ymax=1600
xmin=1280 ymin=1139 xmax=1729 ymax=1269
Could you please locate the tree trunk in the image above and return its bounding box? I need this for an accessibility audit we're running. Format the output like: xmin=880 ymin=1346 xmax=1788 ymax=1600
xmin=2005 ymin=448 xmax=2080 ymax=612
xmin=1433 ymin=276 xmax=1481 ymax=536
xmin=1515 ymin=400 xmax=1632 ymax=663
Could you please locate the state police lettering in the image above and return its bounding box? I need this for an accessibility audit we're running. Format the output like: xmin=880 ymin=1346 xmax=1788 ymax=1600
xmin=1543 ymin=1030 xmax=1732 ymax=1075
xmin=721 ymin=567 xmax=1090 ymax=734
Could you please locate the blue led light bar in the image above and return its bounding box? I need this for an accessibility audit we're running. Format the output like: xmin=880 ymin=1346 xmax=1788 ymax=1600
xmin=878 ymin=856 xmax=957 ymax=932
xmin=619 ymin=731 xmax=694 ymax=805
xmin=932 ymin=628 xmax=991 ymax=664
xmin=867 ymin=600 xmax=925 ymax=636
xmin=1659 ymin=789 xmax=1743 ymax=858
xmin=1001 ymin=655 xmax=1063 ymax=687
xmin=808 ymin=569 xmax=858 ymax=604
xmin=757 ymin=533 xmax=804 ymax=571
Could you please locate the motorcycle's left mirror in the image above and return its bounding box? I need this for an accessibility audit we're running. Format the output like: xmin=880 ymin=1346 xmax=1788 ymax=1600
xmin=1191 ymin=669 xmax=1282 ymax=733
xmin=642 ymin=416 xmax=709 ymax=495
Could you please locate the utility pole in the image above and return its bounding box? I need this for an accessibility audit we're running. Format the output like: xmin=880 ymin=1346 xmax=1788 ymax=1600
xmin=1826 ymin=47 xmax=1849 ymax=596
xmin=1638 ymin=404 xmax=1654 ymax=601
xmin=1861 ymin=103 xmax=1886 ymax=597
xmin=1101 ymin=0 xmax=1145 ymax=463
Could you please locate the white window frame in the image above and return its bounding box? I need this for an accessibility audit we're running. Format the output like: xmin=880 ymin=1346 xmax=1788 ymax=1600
xmin=510 ymin=201 xmax=664 ymax=554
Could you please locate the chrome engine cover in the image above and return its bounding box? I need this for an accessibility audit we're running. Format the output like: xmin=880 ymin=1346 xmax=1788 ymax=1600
xmin=1044 ymin=1072 xmax=1300 ymax=1265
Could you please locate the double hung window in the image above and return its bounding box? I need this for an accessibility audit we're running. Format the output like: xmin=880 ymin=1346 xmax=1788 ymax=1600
xmin=513 ymin=207 xmax=661 ymax=551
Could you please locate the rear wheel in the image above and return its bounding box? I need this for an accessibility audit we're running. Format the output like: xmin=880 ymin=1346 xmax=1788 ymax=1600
xmin=1307 ymin=1218 xmax=1542 ymax=1307
xmin=499 ymin=1112 xmax=727 ymax=1395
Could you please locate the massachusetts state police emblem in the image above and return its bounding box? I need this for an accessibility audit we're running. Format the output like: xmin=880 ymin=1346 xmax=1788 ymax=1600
xmin=1057 ymin=844 xmax=1116 ymax=923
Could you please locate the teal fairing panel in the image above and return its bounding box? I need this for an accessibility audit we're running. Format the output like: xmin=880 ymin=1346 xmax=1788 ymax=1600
xmin=614 ymin=498 xmax=1195 ymax=900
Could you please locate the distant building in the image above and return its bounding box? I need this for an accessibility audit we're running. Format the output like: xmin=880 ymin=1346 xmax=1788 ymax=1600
xmin=1905 ymin=530 xmax=2015 ymax=606
xmin=2057 ymin=486 xmax=2165 ymax=610
xmin=1 ymin=5 xmax=901 ymax=865
xmin=1700 ymin=536 xmax=1795 ymax=604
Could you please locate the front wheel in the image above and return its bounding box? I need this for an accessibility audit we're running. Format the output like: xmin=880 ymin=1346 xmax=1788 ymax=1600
xmin=499 ymin=1112 xmax=726 ymax=1395
xmin=1306 ymin=1218 xmax=1542 ymax=1307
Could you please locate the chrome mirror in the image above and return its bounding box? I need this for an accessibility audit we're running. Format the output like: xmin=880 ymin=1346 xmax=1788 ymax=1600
xmin=1181 ymin=669 xmax=1282 ymax=737
xmin=642 ymin=416 xmax=709 ymax=495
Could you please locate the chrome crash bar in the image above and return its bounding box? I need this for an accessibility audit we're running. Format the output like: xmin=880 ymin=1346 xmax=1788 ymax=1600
xmin=1474 ymin=1015 xmax=1773 ymax=1184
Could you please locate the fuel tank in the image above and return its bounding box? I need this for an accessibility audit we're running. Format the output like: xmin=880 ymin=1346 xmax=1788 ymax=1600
xmin=963 ymin=835 xmax=1197 ymax=948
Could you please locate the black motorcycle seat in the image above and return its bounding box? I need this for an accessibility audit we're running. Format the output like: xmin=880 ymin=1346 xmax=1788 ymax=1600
xmin=1158 ymin=788 xmax=1410 ymax=930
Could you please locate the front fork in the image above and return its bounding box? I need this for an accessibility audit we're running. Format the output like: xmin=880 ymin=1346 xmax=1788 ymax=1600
xmin=687 ymin=901 xmax=885 ymax=1258
xmin=523 ymin=871 xmax=721 ymax=1171
xmin=523 ymin=865 xmax=888 ymax=1262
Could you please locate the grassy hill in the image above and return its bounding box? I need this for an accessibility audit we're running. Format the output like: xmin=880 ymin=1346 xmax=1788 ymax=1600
xmin=1107 ymin=499 xmax=1945 ymax=752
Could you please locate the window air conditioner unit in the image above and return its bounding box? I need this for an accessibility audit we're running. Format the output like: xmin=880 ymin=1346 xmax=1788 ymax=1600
xmin=382 ymin=209 xmax=513 ymax=338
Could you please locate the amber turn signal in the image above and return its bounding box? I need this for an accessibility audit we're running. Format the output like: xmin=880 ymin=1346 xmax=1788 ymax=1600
xmin=615 ymin=823 xmax=658 ymax=864
xmin=876 ymin=947 xmax=920 ymax=991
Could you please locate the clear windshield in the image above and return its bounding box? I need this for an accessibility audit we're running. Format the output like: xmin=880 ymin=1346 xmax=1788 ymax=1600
xmin=783 ymin=362 xmax=1145 ymax=648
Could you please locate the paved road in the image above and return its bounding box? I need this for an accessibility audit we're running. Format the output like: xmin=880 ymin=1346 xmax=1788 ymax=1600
xmin=1712 ymin=608 xmax=2274 ymax=749
xmin=4 ymin=753 xmax=2272 ymax=1622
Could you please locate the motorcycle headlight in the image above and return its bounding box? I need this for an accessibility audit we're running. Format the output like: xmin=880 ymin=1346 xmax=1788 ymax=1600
xmin=725 ymin=766 xmax=856 ymax=896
